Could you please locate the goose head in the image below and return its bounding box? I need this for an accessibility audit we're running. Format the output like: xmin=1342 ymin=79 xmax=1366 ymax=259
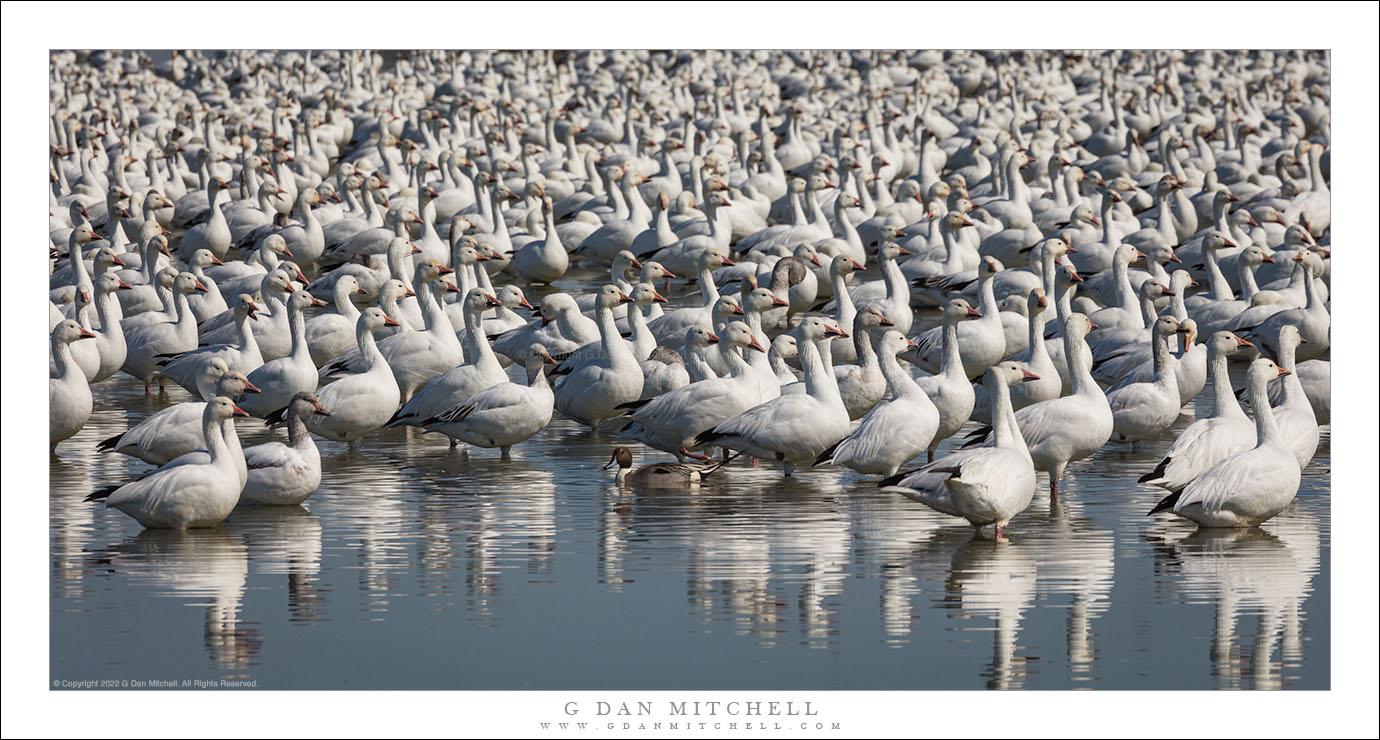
xmin=594 ymin=284 xmax=634 ymax=311
xmin=640 ymin=260 xmax=676 ymax=283
xmin=771 ymin=333 xmax=800 ymax=362
xmin=699 ymin=248 xmax=735 ymax=271
xmin=207 ymin=396 xmax=252 ymax=422
xmin=612 ymin=250 xmax=644 ymax=277
xmin=261 ymin=270 xmax=296 ymax=299
xmin=793 ymin=314 xmax=849 ymax=344
xmin=943 ymin=297 xmax=984 ymax=324
xmin=286 ymin=391 xmax=330 ymax=419
xmin=876 ymin=241 xmax=911 ymax=264
xmin=1247 ymin=358 xmax=1290 ymax=390
xmin=189 ymin=248 xmax=224 ymax=270
xmin=464 ymin=288 xmax=504 ymax=315
xmin=498 ymin=284 xmax=534 ymax=311
xmin=878 ymin=329 xmax=918 ymax=358
xmin=51 ymin=319 xmax=96 ymax=346
xmin=684 ymin=325 xmax=719 ymax=351
xmin=1209 ymin=330 xmax=1254 ymax=358
xmin=286 ymin=286 xmax=327 ymax=313
xmin=217 ymin=369 xmax=260 ymax=397
xmin=988 ymin=360 xmax=1040 ymax=390
xmin=855 ymin=304 xmax=894 ymax=332
xmin=830 ymin=253 xmax=866 ymax=278
xmin=173 ymin=271 xmax=209 ymax=296
xmin=537 ymin=293 xmax=579 ymax=326
xmin=720 ymin=321 xmax=766 ymax=354
xmin=1065 ymin=312 xmax=1096 ymax=339
xmin=360 ymin=306 xmax=402 ymax=334
xmin=745 ymin=286 xmax=788 ymax=314
xmin=629 ymin=282 xmax=668 ymax=308
xmin=232 ymin=293 xmax=262 ymax=321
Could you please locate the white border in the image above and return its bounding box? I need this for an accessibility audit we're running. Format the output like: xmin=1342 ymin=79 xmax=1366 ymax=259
xmin=4 ymin=2 xmax=1377 ymax=738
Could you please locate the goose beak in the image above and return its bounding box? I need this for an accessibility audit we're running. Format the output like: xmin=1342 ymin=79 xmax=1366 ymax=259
xmin=411 ymin=244 xmax=423 ymax=255
xmin=117 ymin=280 xmax=133 ymax=290
xmin=810 ymin=254 xmax=822 ymax=266
xmin=771 ymin=295 xmax=790 ymax=307
xmin=519 ymin=297 xmax=535 ymax=310
xmin=659 ymin=268 xmax=678 ymax=279
xmin=706 ymin=333 xmax=720 ymax=344
xmin=485 ymin=293 xmax=503 ymax=307
xmin=1223 ymin=238 xmax=1237 ymax=248
xmin=355 ymin=286 xmax=369 ymax=295
xmin=1277 ymin=367 xmax=1291 ymax=377
xmin=1174 ymin=325 xmax=1191 ymax=334
xmin=231 ymin=404 xmax=251 ymax=418
xmin=825 ymin=326 xmax=849 ymax=338
xmin=210 ymin=255 xmax=225 ymax=266
xmin=719 ymin=256 xmax=736 ymax=267
xmin=241 ymin=379 xmax=262 ymax=394
xmin=110 ymin=254 xmax=127 ymax=267
xmin=1235 ymin=337 xmax=1254 ymax=348
xmin=617 ymin=291 xmax=633 ymax=304
xmin=404 ymin=288 xmax=416 ymax=297
xmin=383 ymin=316 xmax=402 ymax=327
xmin=193 ymin=280 xmax=209 ymax=293
xmin=1161 ymin=287 xmax=1176 ymax=296
xmin=629 ymin=256 xmax=644 ymax=269
xmin=445 ymin=282 xmax=461 ymax=294
xmin=1037 ymin=295 xmax=1048 ymax=308
xmin=732 ymin=304 xmax=745 ymax=315
xmin=311 ymin=297 xmax=328 ymax=307
xmin=906 ymin=338 xmax=920 ymax=351
xmin=749 ymin=338 xmax=766 ymax=353
xmin=1168 ymin=252 xmax=1182 ymax=263
xmin=437 ymin=264 xmax=455 ymax=275
xmin=966 ymin=307 xmax=983 ymax=318
xmin=1021 ymin=369 xmax=1041 ymax=382
xmin=878 ymin=314 xmax=894 ymax=327
xmin=1299 ymin=336 xmax=1308 ymax=344
xmin=652 ymin=291 xmax=669 ymax=304
xmin=77 ymin=328 xmax=97 ymax=339
xmin=312 ymin=401 xmax=330 ymax=416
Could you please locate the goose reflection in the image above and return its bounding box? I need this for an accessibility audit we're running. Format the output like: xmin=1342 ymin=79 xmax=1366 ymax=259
xmin=224 ymin=506 xmax=325 ymax=623
xmin=918 ymin=531 xmax=1038 ymax=690
xmin=1147 ymin=508 xmax=1320 ymax=690
xmin=1029 ymin=490 xmax=1115 ymax=680
xmin=317 ymin=447 xmax=410 ymax=618
xmin=88 ymin=529 xmax=260 ymax=675
xmin=762 ymin=477 xmax=851 ymax=648
xmin=844 ymin=484 xmax=950 ymax=645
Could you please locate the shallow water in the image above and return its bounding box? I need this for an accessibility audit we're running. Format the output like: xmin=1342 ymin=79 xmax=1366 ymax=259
xmin=50 ymin=265 xmax=1330 ymax=690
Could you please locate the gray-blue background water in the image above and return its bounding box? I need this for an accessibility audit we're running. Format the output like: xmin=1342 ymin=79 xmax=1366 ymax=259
xmin=49 ymin=264 xmax=1329 ymax=690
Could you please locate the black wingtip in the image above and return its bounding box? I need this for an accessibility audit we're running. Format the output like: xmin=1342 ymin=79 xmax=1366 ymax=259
xmin=1148 ymin=490 xmax=1182 ymax=516
xmin=96 ymin=432 xmax=123 ymax=453
xmin=1139 ymin=456 xmax=1171 ymax=484
xmin=614 ymin=398 xmax=652 ymax=411
xmin=692 ymin=430 xmax=724 ymax=448
xmin=878 ymin=468 xmax=915 ymax=488
xmin=85 ymin=484 xmax=120 ymax=502
xmin=263 ymin=405 xmax=290 ymax=427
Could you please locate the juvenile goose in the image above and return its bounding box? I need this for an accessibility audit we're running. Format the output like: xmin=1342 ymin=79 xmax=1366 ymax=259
xmin=240 ymin=392 xmax=330 ymax=506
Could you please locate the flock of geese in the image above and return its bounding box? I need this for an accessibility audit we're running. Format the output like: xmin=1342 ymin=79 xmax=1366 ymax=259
xmin=48 ymin=49 xmax=1329 ymax=538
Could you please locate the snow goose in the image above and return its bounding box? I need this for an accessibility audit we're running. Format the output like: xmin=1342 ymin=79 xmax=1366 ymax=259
xmin=1085 ymin=244 xmax=1150 ymax=332
xmin=512 ymin=197 xmax=569 ymax=284
xmin=49 ymin=320 xmax=97 ymax=450
xmin=199 ymin=267 xmax=305 ymax=362
xmin=646 ymin=191 xmax=735 ymax=275
xmin=236 ymin=289 xmax=327 ymax=418
xmin=177 ymin=176 xmax=233 ymax=260
xmin=306 ymin=274 xmax=366 ymax=366
xmin=97 ymin=361 xmax=258 ymax=466
xmin=646 ymin=248 xmax=735 ymax=345
xmin=57 ymin=272 xmax=129 ymax=383
xmin=881 ymin=361 xmax=1039 ymax=539
xmin=1105 ymin=317 xmax=1206 ymax=409
xmin=320 ymin=261 xmax=463 ymax=401
xmin=639 ymin=345 xmax=691 ymax=400
xmin=834 ymin=305 xmax=894 ymax=420
xmin=121 ymin=271 xmax=208 ymax=390
xmin=618 ymin=321 xmax=766 ymax=460
xmin=768 ymin=333 xmax=800 ymax=386
xmin=603 ymin=446 xmax=732 ymax=488
xmin=275 ymin=188 xmax=327 ymax=265
xmin=855 ymin=242 xmax=913 ymax=336
xmin=962 ymin=313 xmax=1113 ymax=497
xmin=694 ymin=315 xmax=852 ymax=476
xmin=1236 ymin=251 xmax=1329 ymax=362
xmin=492 ymin=292 xmax=598 ymax=366
xmin=157 ymin=292 xmax=265 ymax=393
xmin=553 ymin=285 xmax=643 ymax=428
xmin=1108 ymin=316 xmax=1191 ymax=444
xmin=184 ymin=248 xmax=230 ymax=323
xmin=1259 ymin=325 xmax=1320 ymax=468
xmin=306 ymin=307 xmax=402 ymax=446
xmin=1189 ymin=244 xmax=1273 ymax=335
xmin=815 ymin=330 xmax=938 ymax=476
xmin=240 ymin=392 xmax=330 ymax=506
xmin=1149 ymin=359 xmax=1301 ymax=528
xmin=971 ymin=289 xmax=1059 ymax=420
xmin=911 ymin=257 xmax=1006 ymax=377
xmin=88 ymin=397 xmax=248 ymax=529
xmin=913 ymin=299 xmax=982 ymax=461
xmin=421 ymin=345 xmax=558 ymax=458
xmin=1139 ymin=331 xmax=1257 ymax=492
xmin=387 ymin=289 xmax=507 ymax=432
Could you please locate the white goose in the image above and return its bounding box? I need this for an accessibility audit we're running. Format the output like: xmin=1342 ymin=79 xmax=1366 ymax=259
xmin=421 ymin=345 xmax=558 ymax=458
xmin=1108 ymin=316 xmax=1191 ymax=443
xmin=240 ymin=392 xmax=330 ymax=506
xmin=695 ymin=316 xmax=852 ymax=476
xmin=305 ymin=274 xmax=366 ymax=366
xmin=88 ymin=397 xmax=248 ymax=529
xmin=815 ymin=330 xmax=938 ymax=476
xmin=914 ymin=298 xmax=982 ymax=461
xmin=236 ymin=288 xmax=327 ymax=418
xmin=1140 ymin=331 xmax=1257 ymax=492
xmin=386 ymin=289 xmax=507 ymax=432
xmin=1261 ymin=325 xmax=1320 ymax=469
xmin=97 ymin=361 xmax=258 ymax=466
xmin=121 ymin=271 xmax=208 ymax=390
xmin=305 ymin=307 xmax=403 ymax=446
xmin=961 ymin=313 xmax=1113 ymax=498
xmin=911 ymin=257 xmax=1006 ymax=378
xmin=833 ymin=305 xmax=894 ymax=420
xmin=553 ymin=285 xmax=643 ymax=428
xmin=882 ymin=361 xmax=1039 ymax=539
xmin=49 ymin=320 xmax=97 ymax=450
xmin=646 ymin=248 xmax=735 ymax=345
xmin=618 ymin=321 xmax=766 ymax=460
xmin=1150 ymin=359 xmax=1301 ymax=528
xmin=156 ymin=293 xmax=265 ymax=393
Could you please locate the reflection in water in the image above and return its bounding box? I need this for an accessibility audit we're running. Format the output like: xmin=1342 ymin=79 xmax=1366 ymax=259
xmin=50 ymin=335 xmax=1329 ymax=690
xmin=88 ymin=529 xmax=261 ymax=674
xmin=1147 ymin=509 xmax=1320 ymax=690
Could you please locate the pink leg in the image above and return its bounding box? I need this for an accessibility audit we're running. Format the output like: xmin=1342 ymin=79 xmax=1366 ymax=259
xmin=1050 ymin=478 xmax=1059 ymax=499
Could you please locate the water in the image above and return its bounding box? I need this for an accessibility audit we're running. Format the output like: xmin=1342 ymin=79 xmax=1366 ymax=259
xmin=49 ymin=265 xmax=1330 ymax=690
